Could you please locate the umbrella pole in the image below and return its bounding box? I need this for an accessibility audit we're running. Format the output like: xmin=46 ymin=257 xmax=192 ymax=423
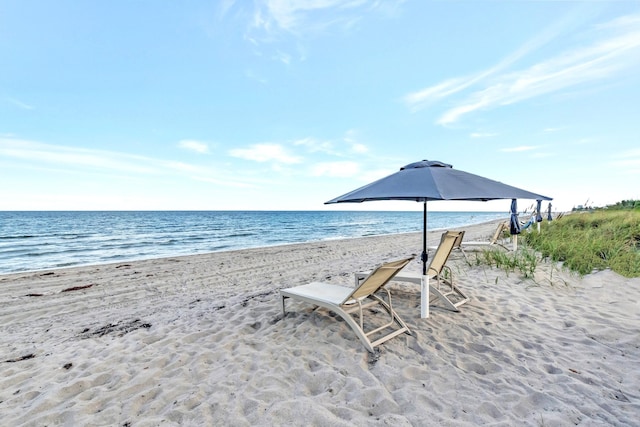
xmin=421 ymin=201 xmax=429 ymax=318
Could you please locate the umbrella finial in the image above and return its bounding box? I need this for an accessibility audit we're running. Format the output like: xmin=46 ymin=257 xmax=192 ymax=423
xmin=401 ymin=160 xmax=453 ymax=170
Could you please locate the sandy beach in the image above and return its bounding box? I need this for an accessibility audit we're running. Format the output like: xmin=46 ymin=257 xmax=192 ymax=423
xmin=1 ymin=219 xmax=638 ymax=426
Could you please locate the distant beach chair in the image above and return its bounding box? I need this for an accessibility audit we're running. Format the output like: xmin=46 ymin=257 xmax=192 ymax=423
xmin=428 ymin=229 xmax=469 ymax=262
xmin=520 ymin=214 xmax=536 ymax=230
xmin=356 ymin=231 xmax=468 ymax=312
xmin=460 ymin=221 xmax=510 ymax=250
xmin=280 ymin=257 xmax=414 ymax=353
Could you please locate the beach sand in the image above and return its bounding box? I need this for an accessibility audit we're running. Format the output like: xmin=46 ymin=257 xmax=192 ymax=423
xmin=1 ymin=220 xmax=639 ymax=426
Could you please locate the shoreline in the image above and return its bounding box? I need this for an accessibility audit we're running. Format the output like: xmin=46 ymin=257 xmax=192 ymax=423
xmin=0 ymin=211 xmax=509 ymax=276
xmin=0 ymin=216 xmax=506 ymax=277
xmin=1 ymin=218 xmax=638 ymax=426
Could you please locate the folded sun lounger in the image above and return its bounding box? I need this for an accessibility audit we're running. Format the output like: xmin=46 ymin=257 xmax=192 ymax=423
xmin=280 ymin=257 xmax=414 ymax=353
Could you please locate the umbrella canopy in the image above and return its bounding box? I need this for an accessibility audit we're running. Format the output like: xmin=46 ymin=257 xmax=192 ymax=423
xmin=326 ymin=160 xmax=552 ymax=203
xmin=325 ymin=160 xmax=552 ymax=318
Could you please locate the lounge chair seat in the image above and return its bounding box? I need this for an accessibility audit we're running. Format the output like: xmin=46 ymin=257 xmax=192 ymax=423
xmin=280 ymin=257 xmax=414 ymax=353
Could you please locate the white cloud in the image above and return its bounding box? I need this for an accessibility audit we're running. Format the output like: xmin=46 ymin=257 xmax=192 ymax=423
xmin=404 ymin=13 xmax=640 ymax=125
xmin=404 ymin=11 xmax=573 ymax=112
xmin=228 ymin=143 xmax=303 ymax=164
xmin=350 ymin=143 xmax=368 ymax=154
xmin=252 ymin=0 xmax=366 ymax=35
xmin=470 ymin=132 xmax=498 ymax=139
xmin=293 ymin=137 xmax=335 ymax=153
xmin=0 ymin=138 xmax=159 ymax=174
xmin=6 ymin=97 xmax=34 ymax=110
xmin=610 ymin=148 xmax=640 ymax=174
xmin=310 ymin=161 xmax=360 ymax=177
xmin=244 ymin=69 xmax=268 ymax=84
xmin=500 ymin=146 xmax=538 ymax=153
xmin=0 ymin=138 xmax=258 ymax=189
xmin=273 ymin=50 xmax=292 ymax=64
xmin=436 ymin=14 xmax=640 ymax=125
xmin=292 ymin=134 xmax=368 ymax=156
xmin=403 ymin=77 xmax=471 ymax=111
xmin=245 ymin=0 xmax=402 ymax=46
xmin=178 ymin=139 xmax=210 ymax=154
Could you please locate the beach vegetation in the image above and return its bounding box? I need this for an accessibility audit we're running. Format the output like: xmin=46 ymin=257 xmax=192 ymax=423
xmin=468 ymin=202 xmax=640 ymax=279
xmin=523 ymin=208 xmax=640 ymax=278
xmin=472 ymin=247 xmax=539 ymax=279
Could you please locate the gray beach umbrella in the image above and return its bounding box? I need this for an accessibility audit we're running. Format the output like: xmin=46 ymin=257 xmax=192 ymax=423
xmin=325 ymin=160 xmax=552 ymax=318
xmin=547 ymin=202 xmax=553 ymax=221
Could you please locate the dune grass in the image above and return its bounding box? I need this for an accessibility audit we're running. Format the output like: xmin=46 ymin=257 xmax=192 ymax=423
xmin=522 ymin=209 xmax=640 ymax=278
xmin=473 ymin=247 xmax=540 ymax=279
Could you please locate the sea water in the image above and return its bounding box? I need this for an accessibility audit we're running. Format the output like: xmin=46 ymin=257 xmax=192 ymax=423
xmin=0 ymin=211 xmax=507 ymax=274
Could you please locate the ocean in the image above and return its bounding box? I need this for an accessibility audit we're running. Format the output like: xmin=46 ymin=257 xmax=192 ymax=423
xmin=0 ymin=210 xmax=507 ymax=274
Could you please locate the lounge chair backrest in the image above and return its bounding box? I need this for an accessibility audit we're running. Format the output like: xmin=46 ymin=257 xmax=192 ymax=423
xmin=490 ymin=222 xmax=508 ymax=243
xmin=427 ymin=232 xmax=458 ymax=277
xmin=448 ymin=230 xmax=465 ymax=249
xmin=348 ymin=257 xmax=414 ymax=302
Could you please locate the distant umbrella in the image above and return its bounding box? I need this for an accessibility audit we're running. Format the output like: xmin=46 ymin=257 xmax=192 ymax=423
xmin=509 ymin=199 xmax=521 ymax=234
xmin=547 ymin=203 xmax=553 ymax=221
xmin=535 ymin=199 xmax=544 ymax=233
xmin=536 ymin=200 xmax=543 ymax=223
xmin=325 ymin=159 xmax=552 ymax=318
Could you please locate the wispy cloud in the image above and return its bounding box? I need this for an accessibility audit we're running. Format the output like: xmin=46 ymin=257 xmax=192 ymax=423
xmin=241 ymin=0 xmax=403 ymax=53
xmin=342 ymin=129 xmax=369 ymax=154
xmin=500 ymin=145 xmax=539 ymax=153
xmin=244 ymin=69 xmax=268 ymax=83
xmin=251 ymin=0 xmax=367 ymax=36
xmin=229 ymin=142 xmax=303 ymax=164
xmin=178 ymin=139 xmax=210 ymax=154
xmin=310 ymin=161 xmax=360 ymax=178
xmin=293 ymin=137 xmax=335 ymax=154
xmin=0 ymin=138 xmax=256 ymax=188
xmin=292 ymin=132 xmax=369 ymax=156
xmin=403 ymin=10 xmax=574 ymax=112
xmin=0 ymin=138 xmax=159 ymax=174
xmin=610 ymin=148 xmax=640 ymax=174
xmin=470 ymin=132 xmax=498 ymax=139
xmin=405 ymin=12 xmax=640 ymax=125
xmin=6 ymin=97 xmax=34 ymax=110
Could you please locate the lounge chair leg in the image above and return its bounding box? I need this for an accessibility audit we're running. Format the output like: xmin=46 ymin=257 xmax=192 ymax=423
xmin=281 ymin=295 xmax=287 ymax=316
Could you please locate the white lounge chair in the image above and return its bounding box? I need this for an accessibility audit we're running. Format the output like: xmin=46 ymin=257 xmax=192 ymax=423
xmin=280 ymin=257 xmax=414 ymax=353
xmin=461 ymin=221 xmax=511 ymax=250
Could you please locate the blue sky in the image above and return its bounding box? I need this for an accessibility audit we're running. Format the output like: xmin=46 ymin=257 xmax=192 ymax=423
xmin=1 ymin=1 xmax=639 ymax=213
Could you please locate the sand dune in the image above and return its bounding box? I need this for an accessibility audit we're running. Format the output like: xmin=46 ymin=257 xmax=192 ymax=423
xmin=1 ymin=220 xmax=638 ymax=426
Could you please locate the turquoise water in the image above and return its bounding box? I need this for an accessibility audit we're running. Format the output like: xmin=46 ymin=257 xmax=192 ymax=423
xmin=0 ymin=211 xmax=507 ymax=274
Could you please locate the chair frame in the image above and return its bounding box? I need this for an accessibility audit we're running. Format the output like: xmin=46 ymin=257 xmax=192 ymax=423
xmin=427 ymin=231 xmax=469 ymax=310
xmin=280 ymin=257 xmax=414 ymax=353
